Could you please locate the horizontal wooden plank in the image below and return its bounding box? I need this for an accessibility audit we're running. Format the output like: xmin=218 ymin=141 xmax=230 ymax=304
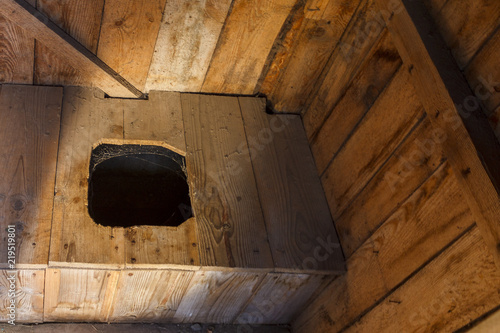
xmin=239 ymin=97 xmax=344 ymax=273
xmin=344 ymin=227 xmax=500 ymax=332
xmin=145 ymin=0 xmax=232 ymax=92
xmin=201 ymin=0 xmax=296 ymax=94
xmin=310 ymin=29 xmax=401 ymax=174
xmin=0 ymin=85 xmax=62 ymax=267
xmin=0 ymin=0 xmax=142 ymax=97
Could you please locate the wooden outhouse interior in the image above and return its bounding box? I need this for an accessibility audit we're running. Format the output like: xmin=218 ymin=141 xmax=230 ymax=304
xmin=0 ymin=0 xmax=499 ymax=332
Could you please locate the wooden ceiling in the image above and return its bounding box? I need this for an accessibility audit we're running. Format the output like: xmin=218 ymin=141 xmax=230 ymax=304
xmin=0 ymin=0 xmax=360 ymax=112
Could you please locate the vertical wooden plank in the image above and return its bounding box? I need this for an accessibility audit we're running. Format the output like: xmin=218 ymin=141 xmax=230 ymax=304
xmin=181 ymin=94 xmax=273 ymax=269
xmin=0 ymin=269 xmax=44 ymax=323
xmin=145 ymin=0 xmax=232 ymax=92
xmin=239 ymin=97 xmax=344 ymax=273
xmin=35 ymin=0 xmax=105 ymax=86
xmin=174 ymin=270 xmax=264 ymax=323
xmin=236 ymin=273 xmax=333 ymax=324
xmin=43 ymin=268 xmax=120 ymax=322
xmin=201 ymin=0 xmax=296 ymax=94
xmin=265 ymin=0 xmax=358 ymax=113
xmin=97 ymin=0 xmax=166 ymax=90
xmin=50 ymin=87 xmax=125 ymax=267
xmin=0 ymin=85 xmax=62 ymax=267
xmin=108 ymin=269 xmax=194 ymax=322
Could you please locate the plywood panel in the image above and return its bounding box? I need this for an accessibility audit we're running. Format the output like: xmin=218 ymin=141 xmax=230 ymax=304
xmin=50 ymin=87 xmax=125 ymax=267
xmin=44 ymin=268 xmax=119 ymax=322
xmin=310 ymin=30 xmax=401 ymax=174
xmin=321 ymin=67 xmax=424 ymax=219
xmin=0 ymin=269 xmax=44 ymax=323
xmin=302 ymin=0 xmax=387 ymax=139
xmin=239 ymin=97 xmax=344 ymax=273
xmin=145 ymin=0 xmax=232 ymax=92
xmin=344 ymin=227 xmax=500 ymax=332
xmin=35 ymin=0 xmax=104 ymax=86
xmin=236 ymin=273 xmax=332 ymax=324
xmin=264 ymin=0 xmax=358 ymax=113
xmin=181 ymin=94 xmax=273 ymax=269
xmin=108 ymin=270 xmax=194 ymax=322
xmin=174 ymin=270 xmax=264 ymax=323
xmin=0 ymin=85 xmax=62 ymax=267
xmin=201 ymin=0 xmax=296 ymax=94
xmin=97 ymin=0 xmax=166 ymax=90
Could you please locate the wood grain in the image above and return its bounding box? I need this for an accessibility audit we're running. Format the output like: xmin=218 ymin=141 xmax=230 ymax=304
xmin=321 ymin=67 xmax=424 ymax=219
xmin=145 ymin=0 xmax=232 ymax=92
xmin=302 ymin=0 xmax=387 ymax=139
xmin=108 ymin=270 xmax=194 ymax=322
xmin=310 ymin=29 xmax=402 ymax=174
xmin=201 ymin=0 xmax=296 ymax=94
xmin=174 ymin=270 xmax=264 ymax=323
xmin=0 ymin=85 xmax=62 ymax=267
xmin=0 ymin=269 xmax=44 ymax=323
xmin=264 ymin=0 xmax=358 ymax=113
xmin=50 ymin=87 xmax=125 ymax=268
xmin=44 ymin=268 xmax=119 ymax=322
xmin=181 ymin=94 xmax=273 ymax=269
xmin=97 ymin=0 xmax=166 ymax=91
xmin=239 ymin=97 xmax=344 ymax=273
xmin=35 ymin=0 xmax=104 ymax=86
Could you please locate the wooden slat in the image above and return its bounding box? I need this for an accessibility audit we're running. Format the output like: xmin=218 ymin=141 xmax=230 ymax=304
xmin=377 ymin=0 xmax=500 ymax=267
xmin=50 ymin=87 xmax=125 ymax=268
xmin=35 ymin=0 xmax=104 ymax=86
xmin=336 ymin=117 xmax=446 ymax=257
xmin=0 ymin=269 xmax=44 ymax=323
xmin=174 ymin=270 xmax=264 ymax=323
xmin=467 ymin=309 xmax=500 ymax=333
xmin=321 ymin=67 xmax=424 ymax=219
xmin=97 ymin=0 xmax=166 ymax=91
xmin=236 ymin=273 xmax=332 ymax=324
xmin=263 ymin=0 xmax=358 ymax=113
xmin=44 ymin=268 xmax=120 ymax=322
xmin=430 ymin=0 xmax=500 ymax=69
xmin=201 ymin=0 xmax=296 ymax=94
xmin=343 ymin=227 xmax=500 ymax=332
xmin=0 ymin=85 xmax=62 ymax=267
xmin=310 ymin=30 xmax=402 ymax=174
xmin=145 ymin=0 xmax=232 ymax=92
xmin=302 ymin=0 xmax=386 ymax=139
xmin=108 ymin=270 xmax=194 ymax=322
xmin=0 ymin=0 xmax=142 ymax=98
xmin=293 ymin=163 xmax=475 ymax=332
xmin=181 ymin=94 xmax=273 ymax=269
xmin=239 ymin=97 xmax=344 ymax=273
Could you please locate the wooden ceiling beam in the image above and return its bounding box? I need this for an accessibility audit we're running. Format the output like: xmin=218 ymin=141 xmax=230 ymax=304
xmin=0 ymin=0 xmax=143 ymax=98
xmin=375 ymin=0 xmax=500 ymax=268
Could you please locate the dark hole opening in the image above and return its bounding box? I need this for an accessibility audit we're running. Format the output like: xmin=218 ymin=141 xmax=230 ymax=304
xmin=88 ymin=144 xmax=192 ymax=228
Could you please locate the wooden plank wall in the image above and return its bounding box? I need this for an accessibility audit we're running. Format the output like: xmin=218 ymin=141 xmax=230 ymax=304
xmin=294 ymin=0 xmax=500 ymax=332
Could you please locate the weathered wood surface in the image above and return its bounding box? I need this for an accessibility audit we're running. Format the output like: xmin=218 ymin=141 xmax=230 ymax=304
xmin=181 ymin=94 xmax=273 ymax=269
xmin=0 ymin=269 xmax=45 ymax=323
xmin=377 ymin=0 xmax=500 ymax=267
xmin=0 ymin=85 xmax=62 ymax=267
xmin=321 ymin=67 xmax=424 ymax=219
xmin=108 ymin=270 xmax=194 ymax=322
xmin=97 ymin=0 xmax=166 ymax=91
xmin=467 ymin=308 xmax=500 ymax=333
xmin=310 ymin=30 xmax=402 ymax=174
xmin=0 ymin=0 xmax=142 ymax=97
xmin=343 ymin=227 xmax=500 ymax=332
xmin=145 ymin=0 xmax=232 ymax=92
xmin=239 ymin=97 xmax=344 ymax=273
xmin=263 ymin=0 xmax=358 ymax=113
xmin=35 ymin=0 xmax=104 ymax=86
xmin=201 ymin=0 xmax=296 ymax=94
xmin=44 ymin=268 xmax=120 ymax=322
